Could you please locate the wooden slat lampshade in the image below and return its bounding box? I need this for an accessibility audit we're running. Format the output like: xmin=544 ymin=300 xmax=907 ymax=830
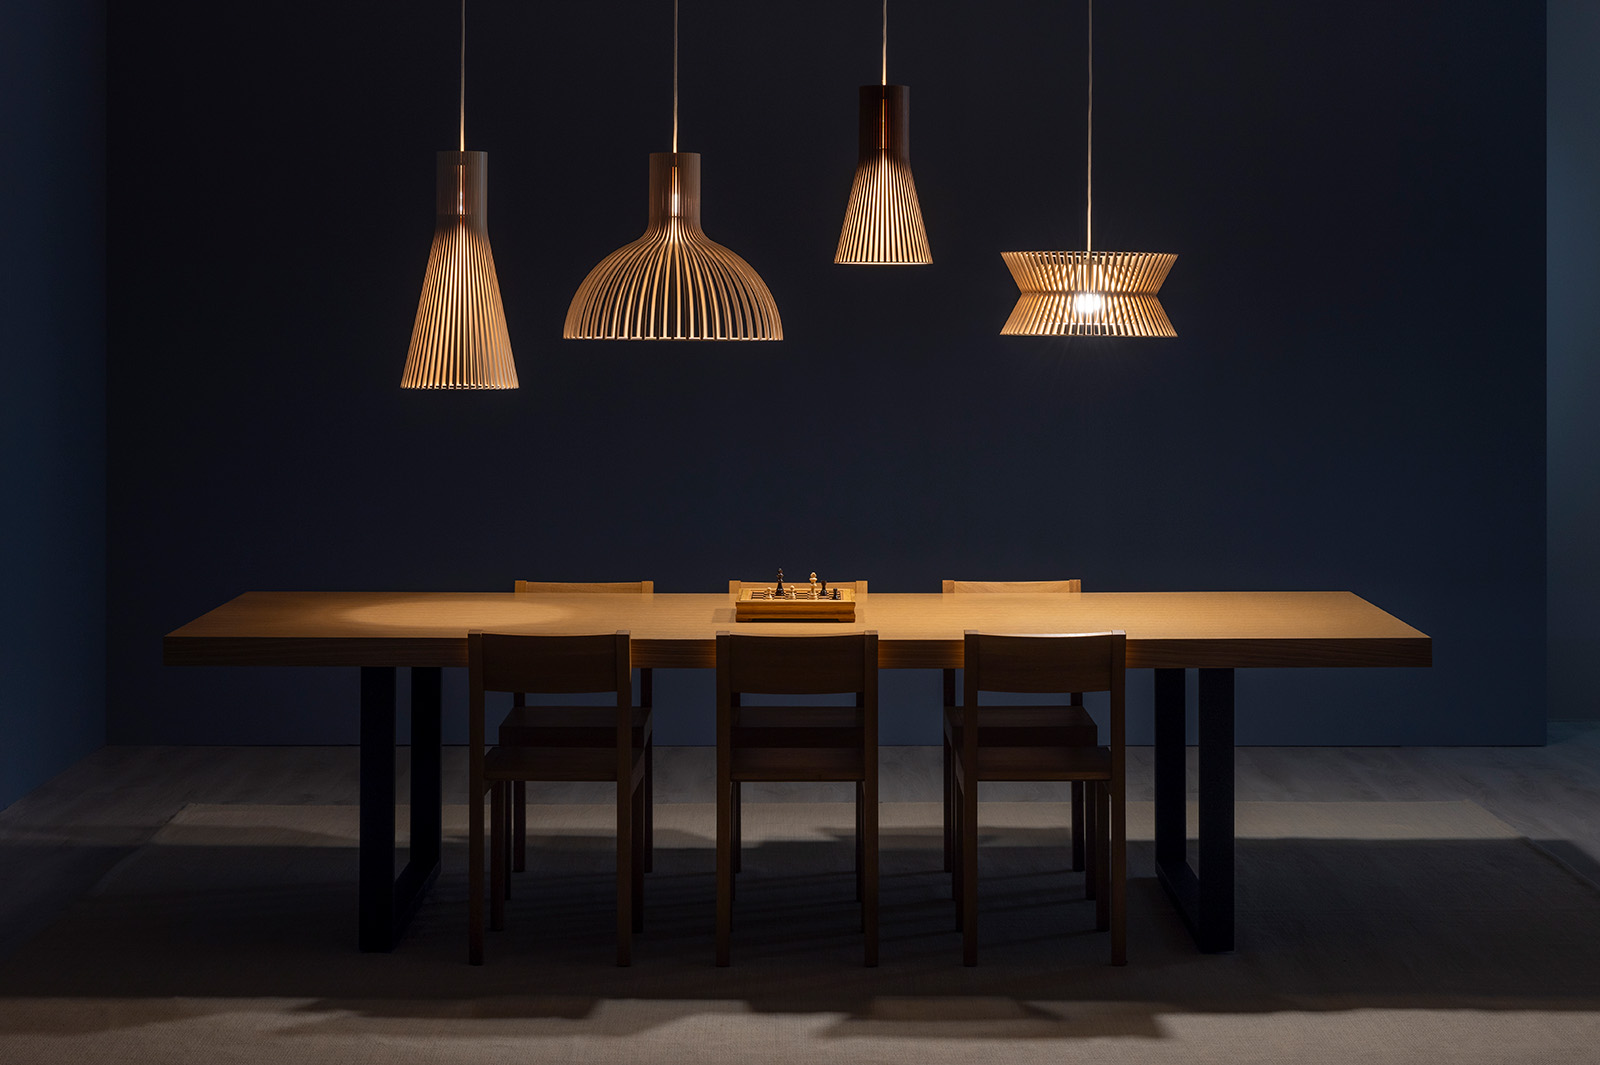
xmin=836 ymin=85 xmax=931 ymax=264
xmin=564 ymin=152 xmax=782 ymax=341
xmin=1000 ymin=250 xmax=1176 ymax=337
xmin=402 ymin=150 xmax=519 ymax=388
xmin=1002 ymin=0 xmax=1177 ymax=339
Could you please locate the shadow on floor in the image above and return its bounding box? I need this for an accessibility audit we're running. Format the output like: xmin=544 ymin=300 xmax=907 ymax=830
xmin=1 ymin=804 xmax=1598 ymax=1041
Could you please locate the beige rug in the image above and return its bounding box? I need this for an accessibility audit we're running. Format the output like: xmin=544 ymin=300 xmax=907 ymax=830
xmin=1 ymin=800 xmax=1598 ymax=1064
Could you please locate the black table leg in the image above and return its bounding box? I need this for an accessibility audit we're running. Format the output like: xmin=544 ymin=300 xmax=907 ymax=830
xmin=1153 ymin=669 xmax=1187 ymax=872
xmin=359 ymin=665 xmax=444 ymax=952
xmin=1152 ymin=666 xmax=1236 ymax=953
xmin=359 ymin=667 xmax=397 ymax=951
xmin=409 ymin=668 xmax=443 ymax=875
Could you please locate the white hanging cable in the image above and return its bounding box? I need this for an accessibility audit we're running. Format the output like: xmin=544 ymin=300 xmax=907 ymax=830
xmin=672 ymin=0 xmax=679 ymax=152
xmin=458 ymin=0 xmax=466 ymax=151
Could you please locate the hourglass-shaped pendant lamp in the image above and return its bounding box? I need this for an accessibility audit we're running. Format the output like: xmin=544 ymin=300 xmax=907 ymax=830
xmin=836 ymin=2 xmax=930 ymax=264
xmin=1001 ymin=250 xmax=1175 ymax=336
xmin=401 ymin=0 xmax=518 ymax=388
xmin=565 ymin=0 xmax=781 ymax=340
xmin=1002 ymin=0 xmax=1175 ymax=337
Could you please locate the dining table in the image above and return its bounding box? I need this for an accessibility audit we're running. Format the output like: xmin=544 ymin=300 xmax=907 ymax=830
xmin=163 ymin=589 xmax=1431 ymax=954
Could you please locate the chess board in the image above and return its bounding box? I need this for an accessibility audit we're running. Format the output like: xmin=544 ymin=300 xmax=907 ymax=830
xmin=734 ymin=585 xmax=857 ymax=622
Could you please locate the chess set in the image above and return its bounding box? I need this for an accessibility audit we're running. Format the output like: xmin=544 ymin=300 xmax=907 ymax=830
xmin=734 ymin=570 xmax=858 ymax=622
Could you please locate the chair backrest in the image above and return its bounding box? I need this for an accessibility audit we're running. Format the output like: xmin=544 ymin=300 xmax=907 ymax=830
xmin=963 ymin=630 xmax=1125 ymax=697
xmin=471 ymin=631 xmax=631 ymax=696
xmin=729 ymin=579 xmax=867 ymax=596
xmin=942 ymin=579 xmax=1081 ymax=594
xmin=716 ymin=631 xmax=878 ymax=697
xmin=468 ymin=631 xmax=634 ymax=766
xmin=514 ymin=580 xmax=653 ymax=594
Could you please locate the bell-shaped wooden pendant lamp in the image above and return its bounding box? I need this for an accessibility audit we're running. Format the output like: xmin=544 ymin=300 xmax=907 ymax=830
xmin=401 ymin=0 xmax=518 ymax=388
xmin=1001 ymin=0 xmax=1176 ymax=337
xmin=836 ymin=0 xmax=931 ymax=264
xmin=565 ymin=0 xmax=781 ymax=340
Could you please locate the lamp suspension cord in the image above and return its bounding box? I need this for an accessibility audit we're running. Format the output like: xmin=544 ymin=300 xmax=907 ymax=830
xmin=458 ymin=0 xmax=466 ymax=152
xmin=1085 ymin=0 xmax=1092 ymax=255
xmin=672 ymin=0 xmax=679 ymax=152
xmin=881 ymin=0 xmax=888 ymax=85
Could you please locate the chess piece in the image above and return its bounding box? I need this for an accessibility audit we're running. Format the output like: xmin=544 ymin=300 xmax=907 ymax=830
xmin=809 ymin=572 xmax=820 ymax=598
xmin=774 ymin=569 xmax=785 ymax=597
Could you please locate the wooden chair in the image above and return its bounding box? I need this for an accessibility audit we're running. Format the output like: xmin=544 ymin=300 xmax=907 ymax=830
xmin=467 ymin=630 xmax=646 ymax=967
xmin=715 ymin=630 xmax=879 ymax=967
xmin=505 ymin=581 xmax=654 ymax=874
xmin=940 ymin=580 xmax=1096 ymax=880
xmin=952 ymin=629 xmax=1127 ymax=966
xmin=724 ymin=579 xmax=867 ymax=884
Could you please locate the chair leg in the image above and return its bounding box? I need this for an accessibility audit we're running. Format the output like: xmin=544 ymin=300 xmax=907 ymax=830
xmin=1094 ymin=781 xmax=1111 ymax=933
xmin=500 ymin=783 xmax=514 ymax=900
xmin=632 ymin=775 xmax=646 ymax=934
xmin=469 ymin=785 xmax=485 ymax=965
xmin=1070 ymin=780 xmax=1085 ymax=872
xmin=1110 ymin=779 xmax=1126 ymax=967
xmin=616 ymin=777 xmax=633 ymax=967
xmin=513 ymin=780 xmax=527 ymax=873
xmin=716 ymin=778 xmax=732 ymax=967
xmin=961 ymin=775 xmax=979 ymax=966
xmin=644 ymin=739 xmax=654 ymax=873
xmin=490 ymin=781 xmax=506 ymax=932
xmin=730 ymin=780 xmax=740 ymax=902
xmin=1084 ymin=782 xmax=1098 ymax=900
xmin=952 ymin=777 xmax=964 ymax=929
xmin=855 ymin=781 xmax=864 ymax=905
xmin=732 ymin=781 xmax=742 ymax=875
xmin=942 ymin=735 xmax=952 ymax=873
xmin=863 ymin=773 xmax=879 ymax=967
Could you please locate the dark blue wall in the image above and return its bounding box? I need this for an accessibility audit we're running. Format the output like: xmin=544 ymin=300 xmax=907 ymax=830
xmin=0 ymin=2 xmax=107 ymax=809
xmin=1548 ymin=0 xmax=1600 ymax=721
xmin=108 ymin=0 xmax=1545 ymax=748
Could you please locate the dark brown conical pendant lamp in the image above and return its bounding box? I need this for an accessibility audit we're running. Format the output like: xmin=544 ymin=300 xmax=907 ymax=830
xmin=836 ymin=0 xmax=931 ymax=264
xmin=565 ymin=0 xmax=782 ymax=340
xmin=401 ymin=0 xmax=519 ymax=388
xmin=1002 ymin=0 xmax=1176 ymax=337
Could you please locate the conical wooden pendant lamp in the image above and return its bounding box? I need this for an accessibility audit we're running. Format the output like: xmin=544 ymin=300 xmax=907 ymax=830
xmin=564 ymin=0 xmax=781 ymax=340
xmin=1001 ymin=0 xmax=1176 ymax=337
xmin=836 ymin=0 xmax=931 ymax=264
xmin=401 ymin=0 xmax=518 ymax=389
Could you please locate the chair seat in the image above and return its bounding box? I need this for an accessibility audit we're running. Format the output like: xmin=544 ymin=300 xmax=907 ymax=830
xmin=497 ymin=705 xmax=651 ymax=748
xmin=954 ymin=743 xmax=1111 ymax=782
xmin=944 ymin=704 xmax=1098 ymax=747
xmin=484 ymin=743 xmax=645 ymax=785
xmin=731 ymin=746 xmax=866 ymax=782
xmin=733 ymin=706 xmax=862 ymax=748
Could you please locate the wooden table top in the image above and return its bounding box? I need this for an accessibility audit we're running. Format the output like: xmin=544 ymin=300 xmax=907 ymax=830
xmin=163 ymin=590 xmax=1431 ymax=671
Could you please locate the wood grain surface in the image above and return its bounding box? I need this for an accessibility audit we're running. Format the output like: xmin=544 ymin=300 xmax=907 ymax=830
xmin=163 ymin=591 xmax=1431 ymax=671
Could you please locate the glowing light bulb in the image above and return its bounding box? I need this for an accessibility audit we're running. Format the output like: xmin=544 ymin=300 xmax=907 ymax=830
xmin=1073 ymin=291 xmax=1104 ymax=317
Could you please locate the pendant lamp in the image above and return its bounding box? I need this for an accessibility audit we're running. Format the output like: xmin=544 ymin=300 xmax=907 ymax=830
xmin=835 ymin=0 xmax=931 ymax=264
xmin=1001 ymin=0 xmax=1176 ymax=337
xmin=401 ymin=0 xmax=518 ymax=389
xmin=564 ymin=0 xmax=782 ymax=340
